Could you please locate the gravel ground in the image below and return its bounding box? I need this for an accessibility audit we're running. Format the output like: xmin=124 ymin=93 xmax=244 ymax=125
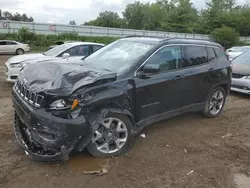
xmin=0 ymin=55 xmax=250 ymax=188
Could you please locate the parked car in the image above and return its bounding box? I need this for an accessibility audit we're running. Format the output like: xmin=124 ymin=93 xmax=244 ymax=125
xmin=0 ymin=40 xmax=30 ymax=55
xmin=5 ymin=42 xmax=104 ymax=83
xmin=12 ymin=37 xmax=231 ymax=161
xmin=227 ymin=46 xmax=250 ymax=61
xmin=231 ymin=51 xmax=250 ymax=94
xmin=48 ymin=41 xmax=81 ymax=50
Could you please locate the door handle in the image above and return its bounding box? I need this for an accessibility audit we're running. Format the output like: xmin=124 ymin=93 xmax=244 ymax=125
xmin=208 ymin=68 xmax=215 ymax=72
xmin=173 ymin=75 xmax=185 ymax=80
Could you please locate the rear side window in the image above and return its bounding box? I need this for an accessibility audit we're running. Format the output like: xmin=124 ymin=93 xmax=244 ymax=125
xmin=214 ymin=48 xmax=227 ymax=60
xmin=182 ymin=46 xmax=207 ymax=68
xmin=6 ymin=41 xmax=17 ymax=45
xmin=207 ymin=47 xmax=216 ymax=61
xmin=93 ymin=45 xmax=102 ymax=52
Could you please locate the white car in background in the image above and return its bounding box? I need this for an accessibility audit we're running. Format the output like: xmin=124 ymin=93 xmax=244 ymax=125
xmin=5 ymin=42 xmax=104 ymax=83
xmin=227 ymin=46 xmax=250 ymax=61
xmin=0 ymin=40 xmax=30 ymax=55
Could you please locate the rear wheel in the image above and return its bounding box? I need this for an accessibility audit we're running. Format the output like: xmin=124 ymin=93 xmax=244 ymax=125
xmin=203 ymin=87 xmax=226 ymax=118
xmin=16 ymin=48 xmax=24 ymax=55
xmin=87 ymin=113 xmax=134 ymax=157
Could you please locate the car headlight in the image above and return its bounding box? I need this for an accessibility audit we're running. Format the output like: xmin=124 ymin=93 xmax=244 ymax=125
xmin=10 ymin=62 xmax=29 ymax=68
xmin=50 ymin=99 xmax=79 ymax=110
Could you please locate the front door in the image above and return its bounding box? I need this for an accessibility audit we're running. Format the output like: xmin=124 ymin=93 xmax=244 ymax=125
xmin=134 ymin=45 xmax=184 ymax=122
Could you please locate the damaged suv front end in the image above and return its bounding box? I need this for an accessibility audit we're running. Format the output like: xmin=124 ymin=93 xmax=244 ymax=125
xmin=12 ymin=62 xmax=118 ymax=161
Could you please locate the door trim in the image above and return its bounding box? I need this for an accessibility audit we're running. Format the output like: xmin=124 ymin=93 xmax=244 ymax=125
xmin=136 ymin=102 xmax=205 ymax=131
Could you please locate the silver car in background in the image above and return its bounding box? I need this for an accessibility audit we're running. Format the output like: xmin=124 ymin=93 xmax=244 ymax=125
xmin=0 ymin=40 xmax=30 ymax=55
xmin=5 ymin=42 xmax=104 ymax=82
xmin=231 ymin=51 xmax=250 ymax=94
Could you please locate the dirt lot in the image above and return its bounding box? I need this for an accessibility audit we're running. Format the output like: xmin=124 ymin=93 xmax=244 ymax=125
xmin=1 ymin=55 xmax=250 ymax=188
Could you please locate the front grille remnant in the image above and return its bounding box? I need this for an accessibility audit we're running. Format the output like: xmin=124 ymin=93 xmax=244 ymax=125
xmin=15 ymin=80 xmax=44 ymax=107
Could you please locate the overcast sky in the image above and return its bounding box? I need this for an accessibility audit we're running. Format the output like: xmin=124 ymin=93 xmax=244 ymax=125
xmin=0 ymin=0 xmax=248 ymax=24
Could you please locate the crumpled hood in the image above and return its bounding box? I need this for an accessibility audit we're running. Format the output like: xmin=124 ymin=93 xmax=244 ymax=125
xmin=8 ymin=53 xmax=45 ymax=64
xmin=18 ymin=62 xmax=117 ymax=96
xmin=232 ymin=63 xmax=250 ymax=76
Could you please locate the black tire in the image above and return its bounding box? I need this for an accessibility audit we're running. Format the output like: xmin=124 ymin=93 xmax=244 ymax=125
xmin=203 ymin=87 xmax=226 ymax=118
xmin=87 ymin=112 xmax=134 ymax=158
xmin=16 ymin=48 xmax=24 ymax=55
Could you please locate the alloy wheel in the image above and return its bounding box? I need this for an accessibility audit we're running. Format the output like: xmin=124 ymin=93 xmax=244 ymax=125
xmin=92 ymin=117 xmax=128 ymax=154
xmin=209 ymin=91 xmax=224 ymax=115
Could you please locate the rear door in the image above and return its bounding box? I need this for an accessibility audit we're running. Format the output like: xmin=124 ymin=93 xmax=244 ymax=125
xmin=134 ymin=45 xmax=184 ymax=122
xmin=5 ymin=41 xmax=18 ymax=53
xmin=177 ymin=45 xmax=213 ymax=107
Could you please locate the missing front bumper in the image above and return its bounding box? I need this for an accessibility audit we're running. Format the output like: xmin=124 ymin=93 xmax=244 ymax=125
xmin=13 ymin=113 xmax=75 ymax=161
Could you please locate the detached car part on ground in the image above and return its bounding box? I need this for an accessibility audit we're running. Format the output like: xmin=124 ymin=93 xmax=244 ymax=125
xmin=231 ymin=51 xmax=250 ymax=94
xmin=12 ymin=37 xmax=231 ymax=161
xmin=5 ymin=42 xmax=104 ymax=83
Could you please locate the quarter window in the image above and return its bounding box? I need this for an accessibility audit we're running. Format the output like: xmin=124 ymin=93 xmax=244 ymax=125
xmin=207 ymin=47 xmax=216 ymax=61
xmin=145 ymin=46 xmax=182 ymax=73
xmin=93 ymin=45 xmax=103 ymax=52
xmin=182 ymin=46 xmax=207 ymax=68
xmin=214 ymin=48 xmax=227 ymax=60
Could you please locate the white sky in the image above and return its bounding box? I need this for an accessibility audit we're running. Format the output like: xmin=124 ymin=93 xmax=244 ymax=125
xmin=0 ymin=0 xmax=247 ymax=24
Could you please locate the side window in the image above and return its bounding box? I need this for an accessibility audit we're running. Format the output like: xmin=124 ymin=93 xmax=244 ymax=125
xmin=207 ymin=47 xmax=216 ymax=61
xmin=6 ymin=41 xmax=17 ymax=45
xmin=145 ymin=46 xmax=182 ymax=73
xmin=182 ymin=46 xmax=207 ymax=68
xmin=93 ymin=45 xmax=103 ymax=52
xmin=62 ymin=45 xmax=90 ymax=57
xmin=0 ymin=41 xmax=6 ymax=45
xmin=214 ymin=48 xmax=227 ymax=60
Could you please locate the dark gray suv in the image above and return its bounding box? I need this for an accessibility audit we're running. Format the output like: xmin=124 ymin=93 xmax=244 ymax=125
xmin=12 ymin=37 xmax=231 ymax=161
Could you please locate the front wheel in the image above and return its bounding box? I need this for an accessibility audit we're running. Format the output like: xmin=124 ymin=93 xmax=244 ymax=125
xmin=203 ymin=87 xmax=226 ymax=118
xmin=87 ymin=113 xmax=134 ymax=157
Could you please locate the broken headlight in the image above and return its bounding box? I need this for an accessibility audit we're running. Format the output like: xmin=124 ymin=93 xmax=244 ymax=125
xmin=50 ymin=99 xmax=71 ymax=110
xmin=50 ymin=99 xmax=79 ymax=110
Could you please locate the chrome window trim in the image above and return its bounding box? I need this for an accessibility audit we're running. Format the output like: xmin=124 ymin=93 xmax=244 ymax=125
xmin=133 ymin=44 xmax=221 ymax=77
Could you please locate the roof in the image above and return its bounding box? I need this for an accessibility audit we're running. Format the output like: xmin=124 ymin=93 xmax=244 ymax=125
xmin=68 ymin=42 xmax=105 ymax=46
xmin=122 ymin=36 xmax=221 ymax=47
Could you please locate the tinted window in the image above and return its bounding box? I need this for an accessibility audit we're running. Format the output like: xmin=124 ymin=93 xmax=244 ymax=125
xmin=207 ymin=47 xmax=216 ymax=61
xmin=182 ymin=46 xmax=207 ymax=68
xmin=145 ymin=46 xmax=182 ymax=73
xmin=214 ymin=48 xmax=227 ymax=59
xmin=6 ymin=41 xmax=17 ymax=45
xmin=93 ymin=45 xmax=103 ymax=52
xmin=62 ymin=45 xmax=90 ymax=57
xmin=0 ymin=41 xmax=6 ymax=45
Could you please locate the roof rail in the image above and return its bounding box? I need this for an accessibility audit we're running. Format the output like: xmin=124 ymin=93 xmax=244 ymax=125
xmin=123 ymin=35 xmax=215 ymax=42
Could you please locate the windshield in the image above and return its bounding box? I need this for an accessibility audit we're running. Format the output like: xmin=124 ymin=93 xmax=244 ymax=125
xmin=43 ymin=43 xmax=72 ymax=56
xmin=84 ymin=40 xmax=155 ymax=73
xmin=232 ymin=51 xmax=250 ymax=64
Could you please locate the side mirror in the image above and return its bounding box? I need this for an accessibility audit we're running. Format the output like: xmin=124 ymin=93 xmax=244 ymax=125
xmin=137 ymin=64 xmax=160 ymax=79
xmin=143 ymin=64 xmax=160 ymax=74
xmin=62 ymin=53 xmax=70 ymax=58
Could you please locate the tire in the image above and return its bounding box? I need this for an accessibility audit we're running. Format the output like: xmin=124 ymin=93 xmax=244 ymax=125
xmin=203 ymin=87 xmax=226 ymax=118
xmin=16 ymin=48 xmax=24 ymax=55
xmin=87 ymin=112 xmax=134 ymax=158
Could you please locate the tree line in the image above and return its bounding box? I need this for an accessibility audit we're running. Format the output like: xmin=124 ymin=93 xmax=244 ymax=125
xmin=0 ymin=9 xmax=34 ymax=22
xmin=84 ymin=0 xmax=248 ymax=36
